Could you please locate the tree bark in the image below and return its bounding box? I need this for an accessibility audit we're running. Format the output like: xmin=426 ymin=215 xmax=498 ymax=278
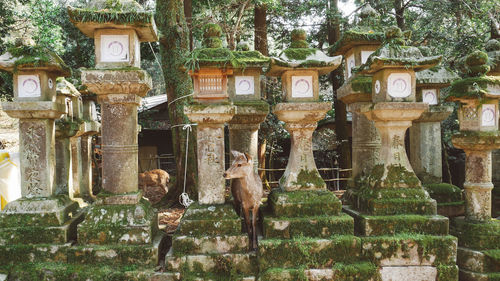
xmin=254 ymin=3 xmax=268 ymax=56
xmin=394 ymin=0 xmax=406 ymax=30
xmin=328 ymin=0 xmax=351 ymax=189
xmin=156 ymin=0 xmax=198 ymax=206
xmin=183 ymin=0 xmax=193 ymax=50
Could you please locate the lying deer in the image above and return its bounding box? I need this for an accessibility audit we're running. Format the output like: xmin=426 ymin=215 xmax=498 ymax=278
xmin=138 ymin=169 xmax=169 ymax=192
xmin=223 ymin=151 xmax=263 ymax=251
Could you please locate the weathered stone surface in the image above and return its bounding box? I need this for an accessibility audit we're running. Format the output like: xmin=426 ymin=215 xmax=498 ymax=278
xmin=0 ymin=243 xmax=70 ymax=266
xmin=54 ymin=138 xmax=72 ymax=196
xmin=165 ymin=250 xmax=258 ymax=275
xmin=379 ymin=266 xmax=437 ymax=281
xmin=82 ymin=69 xmax=152 ymax=96
xmin=263 ymin=213 xmax=354 ymax=239
xmin=344 ymin=205 xmax=449 ymax=236
xmin=268 ymin=189 xmax=341 ymax=217
xmin=94 ymin=191 xmax=142 ymax=205
xmin=1 ymin=101 xmax=65 ymax=119
xmin=459 ymin=269 xmax=500 ymax=281
xmin=410 ymin=106 xmax=453 ymax=184
xmin=273 ymin=102 xmax=330 ymax=191
xmin=258 ymin=236 xmax=361 ymax=271
xmin=185 ymin=104 xmax=235 ymax=204
xmin=172 ymin=235 xmax=249 ymax=255
xmin=80 ymin=134 xmax=96 ymax=202
xmin=458 ymin=247 xmax=500 ymax=273
xmin=451 ymin=217 xmax=500 ymax=251
xmin=77 ymin=199 xmax=157 ymax=245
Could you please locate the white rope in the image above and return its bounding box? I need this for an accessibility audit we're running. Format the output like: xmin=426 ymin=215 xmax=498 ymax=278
xmin=179 ymin=124 xmax=194 ymax=208
xmin=168 ymin=93 xmax=194 ymax=107
xmin=170 ymin=123 xmax=197 ymax=129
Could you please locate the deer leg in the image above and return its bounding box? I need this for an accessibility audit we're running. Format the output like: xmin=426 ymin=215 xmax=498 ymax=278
xmin=243 ymin=207 xmax=253 ymax=250
xmin=252 ymin=205 xmax=259 ymax=251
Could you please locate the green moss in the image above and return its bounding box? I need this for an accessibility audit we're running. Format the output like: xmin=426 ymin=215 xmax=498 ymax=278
xmin=351 ymin=75 xmax=372 ymax=93
xmin=233 ymin=100 xmax=270 ymax=112
xmin=466 ymin=50 xmax=489 ymax=66
xmin=67 ymin=7 xmax=154 ymax=25
xmin=358 ymin=214 xmax=448 ymax=236
xmin=290 ymin=40 xmax=309 ymax=48
xmin=486 ymin=39 xmax=500 ymax=52
xmin=436 ymin=264 xmax=459 ymax=281
xmin=203 ymin=23 xmax=222 ymax=38
xmin=282 ymin=48 xmax=316 ymax=61
xmin=451 ymin=218 xmax=500 ymax=250
xmin=268 ymin=189 xmax=341 ymax=217
xmin=333 ymin=262 xmax=381 ymax=281
xmin=292 ymin=169 xmax=326 ymax=189
xmin=447 ymin=75 xmax=500 ymax=100
xmin=423 ymin=183 xmax=462 ymax=203
xmin=329 ymin=28 xmax=384 ymax=55
xmin=291 ymin=29 xmax=307 ymax=41
xmin=6 ymin=45 xmax=70 ymax=74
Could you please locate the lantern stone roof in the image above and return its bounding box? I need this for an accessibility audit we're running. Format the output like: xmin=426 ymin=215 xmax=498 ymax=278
xmin=267 ymin=29 xmax=342 ymax=76
xmin=356 ymin=27 xmax=442 ymax=75
xmin=56 ymin=78 xmax=80 ymax=98
xmin=416 ymin=66 xmax=460 ymax=86
xmin=446 ymin=50 xmax=500 ymax=101
xmin=329 ymin=4 xmax=384 ymax=55
xmin=0 ymin=42 xmax=71 ymax=77
xmin=67 ymin=0 xmax=158 ymax=42
xmin=184 ymin=24 xmax=270 ymax=71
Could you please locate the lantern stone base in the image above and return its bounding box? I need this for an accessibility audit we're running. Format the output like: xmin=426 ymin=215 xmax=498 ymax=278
xmin=451 ymin=217 xmax=500 ymax=280
xmin=164 ymin=203 xmax=258 ymax=280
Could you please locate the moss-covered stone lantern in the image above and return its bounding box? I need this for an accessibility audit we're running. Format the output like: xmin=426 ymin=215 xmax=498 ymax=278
xmin=0 ymin=41 xmax=83 ymax=260
xmin=329 ymin=4 xmax=385 ymax=80
xmin=409 ymin=59 xmax=458 ymax=185
xmin=332 ymin=4 xmax=385 ymax=182
xmin=68 ymin=0 xmax=157 ymax=69
xmin=446 ymin=49 xmax=500 ymax=280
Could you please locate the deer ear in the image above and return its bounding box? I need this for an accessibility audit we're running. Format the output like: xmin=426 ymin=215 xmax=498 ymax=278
xmin=244 ymin=153 xmax=252 ymax=162
xmin=231 ymin=150 xmax=242 ymax=158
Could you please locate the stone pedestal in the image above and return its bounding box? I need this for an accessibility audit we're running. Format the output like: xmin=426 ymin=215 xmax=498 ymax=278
xmin=228 ymin=102 xmax=269 ymax=172
xmin=0 ymin=102 xmax=83 ymax=265
xmin=452 ymin=133 xmax=500 ymax=222
xmin=184 ymin=104 xmax=235 ymax=204
xmin=273 ymin=102 xmax=330 ymax=191
xmin=410 ymin=106 xmax=453 ymax=184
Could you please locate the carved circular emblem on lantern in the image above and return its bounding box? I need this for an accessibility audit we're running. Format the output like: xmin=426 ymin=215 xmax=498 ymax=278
xmin=374 ymin=80 xmax=381 ymax=94
xmin=388 ymin=73 xmax=411 ymax=98
xmin=422 ymin=89 xmax=438 ymax=105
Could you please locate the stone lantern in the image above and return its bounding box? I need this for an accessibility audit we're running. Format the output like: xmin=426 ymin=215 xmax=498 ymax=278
xmin=68 ymin=0 xmax=161 ymax=265
xmin=342 ymin=27 xmax=458 ymax=280
xmin=409 ymin=62 xmax=458 ymax=184
xmin=446 ymin=50 xmax=500 ymax=280
xmin=0 ymin=41 xmax=82 ymax=258
xmin=228 ymin=42 xmax=270 ymax=171
xmin=332 ymin=5 xmax=385 ymax=181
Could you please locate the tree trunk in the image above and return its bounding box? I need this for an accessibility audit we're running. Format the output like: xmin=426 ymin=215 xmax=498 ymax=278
xmin=328 ymin=0 xmax=351 ymax=189
xmin=254 ymin=3 xmax=268 ymax=56
xmin=156 ymin=0 xmax=198 ymax=206
xmin=183 ymin=0 xmax=193 ymax=50
xmin=394 ymin=0 xmax=406 ymax=30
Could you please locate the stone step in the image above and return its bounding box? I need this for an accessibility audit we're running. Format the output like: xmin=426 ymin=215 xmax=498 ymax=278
xmin=0 ymin=210 xmax=84 ymax=245
xmin=361 ymin=234 xmax=457 ymax=267
xmin=0 ymin=243 xmax=71 ymax=266
xmin=458 ymin=247 xmax=500 ymax=273
xmin=177 ymin=217 xmax=242 ymax=236
xmin=164 ymin=272 xmax=255 ymax=281
xmin=268 ymin=189 xmax=342 ymax=217
xmin=67 ymin=233 xmax=165 ymax=267
xmin=459 ymin=268 xmax=500 ymax=281
xmin=77 ymin=200 xmax=157 ymax=245
xmin=343 ymin=206 xmax=449 ymax=236
xmin=165 ymin=249 xmax=258 ymax=276
xmin=379 ymin=265 xmax=457 ymax=281
xmin=451 ymin=217 xmax=500 ymax=251
xmin=2 ymin=262 xmax=169 ymax=281
xmin=172 ymin=234 xmax=250 ymax=255
xmin=259 ymin=262 xmax=380 ymax=281
xmin=359 ymin=197 xmax=437 ymax=216
xmin=262 ymin=213 xmax=354 ymax=239
xmin=258 ymin=235 xmax=362 ymax=271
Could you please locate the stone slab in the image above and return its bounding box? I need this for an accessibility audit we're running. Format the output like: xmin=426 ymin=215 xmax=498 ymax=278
xmin=258 ymin=236 xmax=361 ymax=271
xmin=459 ymin=269 xmax=500 ymax=281
xmin=0 ymin=210 xmax=84 ymax=245
xmin=0 ymin=243 xmax=70 ymax=265
xmin=268 ymin=189 xmax=342 ymax=217
xmin=361 ymin=234 xmax=457 ymax=267
xmin=451 ymin=217 xmax=500 ymax=250
xmin=263 ymin=213 xmax=354 ymax=239
xmin=177 ymin=203 xmax=242 ymax=236
xmin=77 ymin=199 xmax=157 ymax=245
xmin=379 ymin=266 xmax=437 ymax=281
xmin=165 ymin=250 xmax=258 ymax=276
xmin=344 ymin=205 xmax=449 ymax=236
xmin=172 ymin=234 xmax=249 ymax=255
xmin=259 ymin=262 xmax=380 ymax=281
xmin=0 ymin=195 xmax=79 ymax=227
xmin=94 ymin=191 xmax=143 ymax=205
xmin=458 ymin=247 xmax=500 ymax=273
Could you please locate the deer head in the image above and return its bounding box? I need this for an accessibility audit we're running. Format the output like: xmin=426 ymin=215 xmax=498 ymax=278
xmin=223 ymin=150 xmax=253 ymax=179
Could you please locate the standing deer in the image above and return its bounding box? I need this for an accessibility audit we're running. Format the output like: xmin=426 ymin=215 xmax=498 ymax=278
xmin=223 ymin=151 xmax=263 ymax=251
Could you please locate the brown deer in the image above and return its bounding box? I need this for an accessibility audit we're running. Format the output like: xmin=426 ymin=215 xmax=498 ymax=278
xmin=223 ymin=151 xmax=263 ymax=251
xmin=138 ymin=169 xmax=169 ymax=192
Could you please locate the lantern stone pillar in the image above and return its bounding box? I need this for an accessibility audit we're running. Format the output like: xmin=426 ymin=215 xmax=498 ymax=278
xmin=446 ymin=48 xmax=500 ymax=281
xmin=0 ymin=41 xmax=83 ymax=265
xmin=330 ymin=6 xmax=384 ymax=184
xmin=69 ymin=0 xmax=164 ymax=268
xmin=79 ymin=93 xmax=100 ymax=202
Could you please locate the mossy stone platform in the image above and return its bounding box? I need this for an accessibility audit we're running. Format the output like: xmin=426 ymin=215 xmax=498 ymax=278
xmin=258 ymin=189 xmax=381 ymax=280
xmin=164 ymin=203 xmax=258 ymax=280
xmin=451 ymin=217 xmax=500 ymax=280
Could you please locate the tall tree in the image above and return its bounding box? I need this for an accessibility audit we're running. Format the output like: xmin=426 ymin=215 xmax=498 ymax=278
xmin=254 ymin=3 xmax=268 ymax=55
xmin=328 ymin=0 xmax=350 ymax=188
xmin=156 ymin=0 xmax=198 ymax=205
